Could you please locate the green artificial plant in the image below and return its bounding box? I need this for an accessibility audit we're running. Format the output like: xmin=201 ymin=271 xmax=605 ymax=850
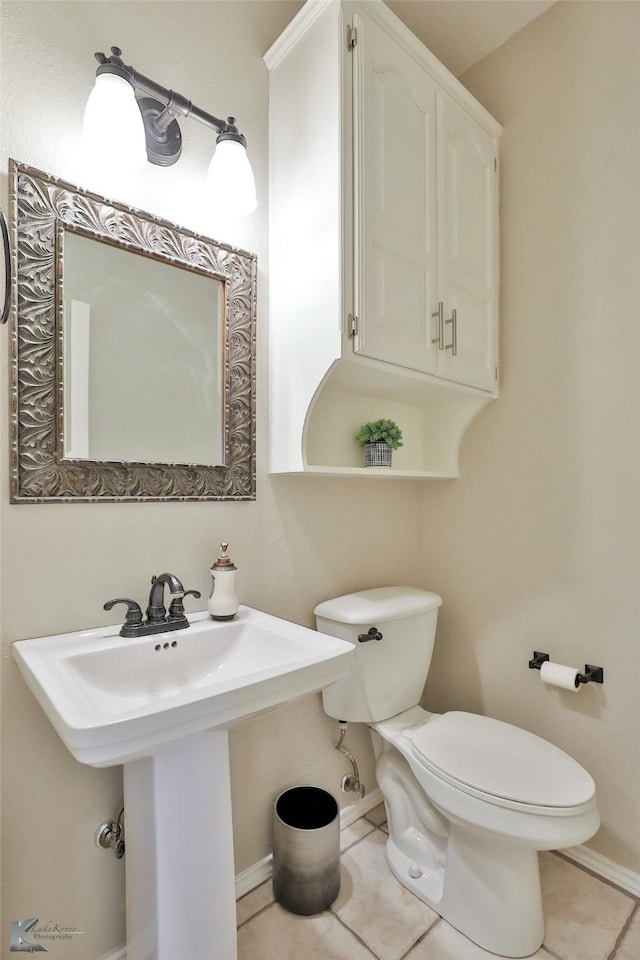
xmin=356 ymin=418 xmax=404 ymax=450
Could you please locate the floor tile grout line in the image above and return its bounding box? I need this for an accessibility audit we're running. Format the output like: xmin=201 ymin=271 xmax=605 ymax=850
xmin=340 ymin=821 xmax=386 ymax=858
xmin=236 ymin=897 xmax=276 ymax=931
xmin=541 ymin=944 xmax=568 ymax=960
xmin=341 ymin=824 xmax=377 ymax=853
xmin=397 ymin=916 xmax=443 ymax=960
xmin=333 ymin=824 xmax=440 ymax=960
xmin=607 ymin=900 xmax=638 ymax=960
xmin=330 ymin=820 xmax=415 ymax=960
xmin=553 ymin=850 xmax=640 ymax=904
xmin=329 ymin=907 xmax=383 ymax=959
xmin=238 ymin=895 xmax=380 ymax=958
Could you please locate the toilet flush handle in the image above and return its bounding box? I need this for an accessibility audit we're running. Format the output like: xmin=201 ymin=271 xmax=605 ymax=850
xmin=358 ymin=627 xmax=383 ymax=643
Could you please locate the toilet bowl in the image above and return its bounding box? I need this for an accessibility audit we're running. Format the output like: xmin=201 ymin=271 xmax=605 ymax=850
xmin=315 ymin=587 xmax=600 ymax=958
xmin=373 ymin=706 xmax=598 ymax=957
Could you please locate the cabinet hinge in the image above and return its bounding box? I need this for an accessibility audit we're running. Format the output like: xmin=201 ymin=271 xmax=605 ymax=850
xmin=347 ymin=24 xmax=358 ymax=51
xmin=495 ymin=365 xmax=499 ymax=381
xmin=348 ymin=313 xmax=358 ymax=339
xmin=494 ymin=157 xmax=498 ymax=172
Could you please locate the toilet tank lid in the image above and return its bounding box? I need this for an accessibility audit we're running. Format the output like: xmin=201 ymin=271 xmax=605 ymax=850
xmin=314 ymin=586 xmax=442 ymax=625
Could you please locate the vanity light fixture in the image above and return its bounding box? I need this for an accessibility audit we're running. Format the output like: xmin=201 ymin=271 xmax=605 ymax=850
xmin=83 ymin=46 xmax=257 ymax=215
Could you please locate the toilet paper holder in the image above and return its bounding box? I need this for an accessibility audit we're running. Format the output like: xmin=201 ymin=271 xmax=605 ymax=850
xmin=528 ymin=651 xmax=604 ymax=685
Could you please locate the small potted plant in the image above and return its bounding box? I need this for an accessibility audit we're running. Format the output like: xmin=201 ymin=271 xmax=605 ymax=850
xmin=356 ymin=418 xmax=403 ymax=467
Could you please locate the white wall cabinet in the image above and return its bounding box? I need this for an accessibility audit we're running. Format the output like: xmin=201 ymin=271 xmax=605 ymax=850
xmin=351 ymin=10 xmax=498 ymax=393
xmin=351 ymin=7 xmax=439 ymax=377
xmin=437 ymin=94 xmax=498 ymax=391
xmin=265 ymin=0 xmax=501 ymax=477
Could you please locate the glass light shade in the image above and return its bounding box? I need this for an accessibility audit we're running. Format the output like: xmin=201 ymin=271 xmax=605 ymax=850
xmin=83 ymin=73 xmax=147 ymax=169
xmin=207 ymin=139 xmax=257 ymax=216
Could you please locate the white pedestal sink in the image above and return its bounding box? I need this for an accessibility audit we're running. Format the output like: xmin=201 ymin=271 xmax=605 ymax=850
xmin=13 ymin=607 xmax=355 ymax=960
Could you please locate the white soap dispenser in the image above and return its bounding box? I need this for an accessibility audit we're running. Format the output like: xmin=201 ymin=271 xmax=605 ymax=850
xmin=207 ymin=542 xmax=239 ymax=621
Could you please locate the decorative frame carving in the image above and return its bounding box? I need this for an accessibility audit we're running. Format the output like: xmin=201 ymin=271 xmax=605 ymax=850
xmin=9 ymin=160 xmax=256 ymax=502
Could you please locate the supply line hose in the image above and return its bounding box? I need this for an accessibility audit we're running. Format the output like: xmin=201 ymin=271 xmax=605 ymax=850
xmin=335 ymin=721 xmax=365 ymax=798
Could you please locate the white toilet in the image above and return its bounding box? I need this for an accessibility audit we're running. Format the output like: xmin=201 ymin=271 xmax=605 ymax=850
xmin=315 ymin=586 xmax=600 ymax=959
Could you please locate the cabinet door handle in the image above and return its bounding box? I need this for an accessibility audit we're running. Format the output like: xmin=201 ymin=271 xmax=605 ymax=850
xmin=431 ymin=301 xmax=444 ymax=350
xmin=445 ymin=308 xmax=458 ymax=356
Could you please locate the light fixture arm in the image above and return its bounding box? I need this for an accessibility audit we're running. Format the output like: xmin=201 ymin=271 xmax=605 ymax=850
xmin=94 ymin=47 xmax=246 ymax=167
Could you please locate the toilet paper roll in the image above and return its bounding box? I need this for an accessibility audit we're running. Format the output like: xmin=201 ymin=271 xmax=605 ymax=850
xmin=540 ymin=660 xmax=581 ymax=692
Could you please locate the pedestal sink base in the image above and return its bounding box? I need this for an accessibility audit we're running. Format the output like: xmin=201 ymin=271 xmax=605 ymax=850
xmin=123 ymin=731 xmax=237 ymax=960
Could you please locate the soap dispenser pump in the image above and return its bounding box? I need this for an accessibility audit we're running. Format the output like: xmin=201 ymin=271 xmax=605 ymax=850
xmin=207 ymin=542 xmax=239 ymax=621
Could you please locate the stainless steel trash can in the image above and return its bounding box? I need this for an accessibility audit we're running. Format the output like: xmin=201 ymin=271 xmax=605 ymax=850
xmin=272 ymin=785 xmax=340 ymax=915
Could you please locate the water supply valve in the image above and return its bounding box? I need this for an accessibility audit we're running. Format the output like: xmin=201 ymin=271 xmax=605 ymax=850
xmin=96 ymin=806 xmax=125 ymax=859
xmin=340 ymin=773 xmax=366 ymax=798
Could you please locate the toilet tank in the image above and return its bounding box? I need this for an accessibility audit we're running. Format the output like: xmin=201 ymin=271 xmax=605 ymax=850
xmin=315 ymin=587 xmax=442 ymax=723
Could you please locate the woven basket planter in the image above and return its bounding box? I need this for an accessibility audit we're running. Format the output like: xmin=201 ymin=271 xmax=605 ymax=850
xmin=364 ymin=442 xmax=392 ymax=468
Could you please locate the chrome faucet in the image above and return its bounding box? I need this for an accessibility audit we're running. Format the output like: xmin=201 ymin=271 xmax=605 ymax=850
xmin=104 ymin=572 xmax=201 ymax=638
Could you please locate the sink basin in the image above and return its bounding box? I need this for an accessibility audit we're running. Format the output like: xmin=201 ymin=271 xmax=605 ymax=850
xmin=13 ymin=604 xmax=354 ymax=960
xmin=13 ymin=607 xmax=354 ymax=767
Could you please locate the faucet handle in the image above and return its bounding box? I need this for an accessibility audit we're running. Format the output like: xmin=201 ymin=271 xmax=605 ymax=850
xmin=103 ymin=598 xmax=144 ymax=628
xmin=168 ymin=589 xmax=202 ymax=621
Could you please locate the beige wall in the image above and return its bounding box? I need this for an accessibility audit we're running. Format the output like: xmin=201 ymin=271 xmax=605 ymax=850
xmin=2 ymin=0 xmax=639 ymax=957
xmin=422 ymin=0 xmax=640 ymax=873
xmin=0 ymin=3 xmax=425 ymax=957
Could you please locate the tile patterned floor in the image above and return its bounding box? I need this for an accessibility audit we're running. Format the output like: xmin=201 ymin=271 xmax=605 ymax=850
xmin=237 ymin=805 xmax=640 ymax=960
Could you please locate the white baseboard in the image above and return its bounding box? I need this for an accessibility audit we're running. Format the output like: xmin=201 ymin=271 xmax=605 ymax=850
xmin=235 ymin=853 xmax=273 ymax=899
xmin=100 ymin=948 xmax=126 ymax=960
xmin=339 ymin=787 xmax=384 ymax=828
xmin=560 ymin=843 xmax=640 ymax=898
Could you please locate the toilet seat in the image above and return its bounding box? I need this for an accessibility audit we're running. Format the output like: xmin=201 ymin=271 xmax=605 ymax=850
xmin=410 ymin=711 xmax=596 ymax=814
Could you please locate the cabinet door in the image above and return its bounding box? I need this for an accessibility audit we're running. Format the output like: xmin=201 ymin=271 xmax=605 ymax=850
xmin=351 ymin=11 xmax=438 ymax=374
xmin=437 ymin=94 xmax=498 ymax=391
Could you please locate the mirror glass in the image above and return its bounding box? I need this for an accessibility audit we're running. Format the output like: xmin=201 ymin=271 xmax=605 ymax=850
xmin=63 ymin=231 xmax=224 ymax=466
xmin=10 ymin=160 xmax=257 ymax=502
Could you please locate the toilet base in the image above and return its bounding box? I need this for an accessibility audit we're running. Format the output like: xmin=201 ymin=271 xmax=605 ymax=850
xmin=385 ymin=827 xmax=544 ymax=958
xmin=373 ymin=732 xmax=545 ymax=958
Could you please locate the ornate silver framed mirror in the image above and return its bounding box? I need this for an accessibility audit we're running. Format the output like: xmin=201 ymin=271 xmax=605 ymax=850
xmin=9 ymin=160 xmax=256 ymax=502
